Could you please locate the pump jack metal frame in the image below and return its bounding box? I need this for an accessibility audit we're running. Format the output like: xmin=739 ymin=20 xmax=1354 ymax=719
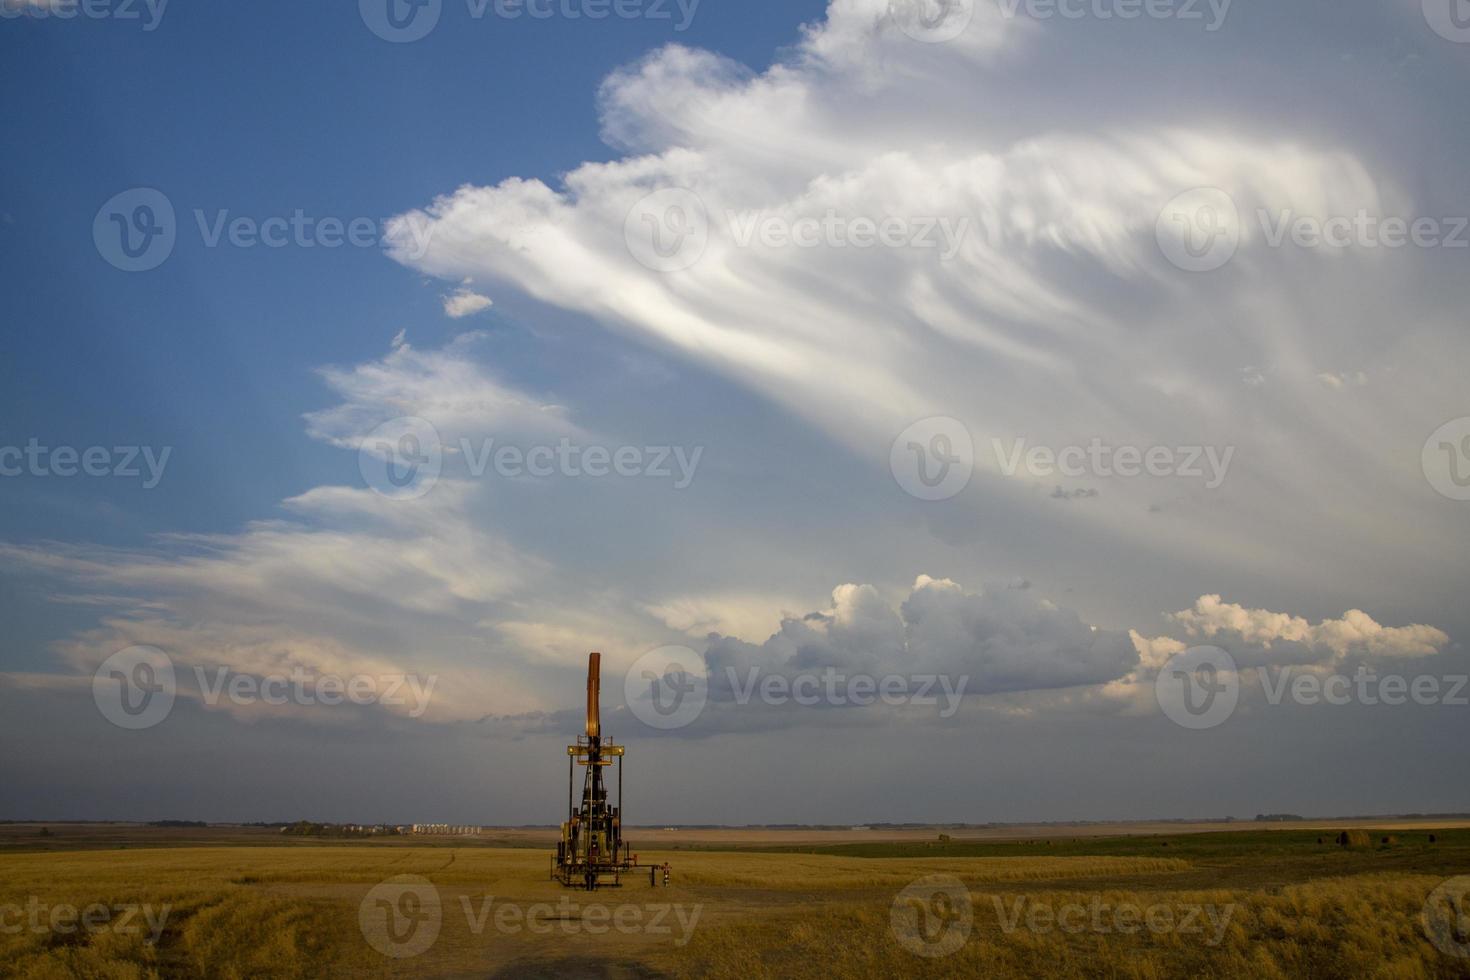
xmin=552 ymin=652 xmax=637 ymax=889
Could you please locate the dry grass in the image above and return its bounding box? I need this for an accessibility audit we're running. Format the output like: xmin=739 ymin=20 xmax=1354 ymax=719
xmin=675 ymin=874 xmax=1466 ymax=979
xmin=2 ymin=841 xmax=1466 ymax=977
xmin=670 ymin=852 xmax=1190 ymax=890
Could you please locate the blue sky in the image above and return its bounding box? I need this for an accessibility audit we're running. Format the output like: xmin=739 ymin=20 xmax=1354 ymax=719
xmin=1 ymin=0 xmax=827 ymax=543
xmin=2 ymin=0 xmax=1469 ymax=824
xmin=0 ymin=0 xmax=827 ymax=670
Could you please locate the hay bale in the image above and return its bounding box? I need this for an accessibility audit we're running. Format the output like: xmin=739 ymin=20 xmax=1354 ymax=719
xmin=1429 ymin=834 xmax=1437 ymax=843
xmin=1380 ymin=835 xmax=1397 ymax=846
xmin=1336 ymin=830 xmax=1371 ymax=848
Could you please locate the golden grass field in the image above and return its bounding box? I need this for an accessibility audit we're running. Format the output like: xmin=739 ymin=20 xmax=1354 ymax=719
xmin=2 ymin=823 xmax=1469 ymax=978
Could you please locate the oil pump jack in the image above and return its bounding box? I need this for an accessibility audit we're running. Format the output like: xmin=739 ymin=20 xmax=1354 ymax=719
xmin=553 ymin=652 xmax=637 ymax=889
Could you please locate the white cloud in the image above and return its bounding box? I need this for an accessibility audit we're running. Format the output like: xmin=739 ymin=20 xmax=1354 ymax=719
xmin=442 ymin=287 xmax=493 ymax=319
xmin=1168 ymin=594 xmax=1449 ymax=661
xmin=379 ymin=1 xmax=1469 ymax=610
xmin=703 ymin=576 xmax=1139 ymax=699
xmin=303 ymin=332 xmax=575 ymax=452
xmin=643 ymin=592 xmax=797 ymax=641
xmin=3 ymin=1 xmax=1466 ymax=822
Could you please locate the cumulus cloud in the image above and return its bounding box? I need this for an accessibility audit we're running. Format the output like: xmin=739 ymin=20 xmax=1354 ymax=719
xmin=1167 ymin=594 xmax=1450 ymax=663
xmin=442 ymin=286 xmax=493 ymax=319
xmin=702 ymin=575 xmax=1138 ymax=701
